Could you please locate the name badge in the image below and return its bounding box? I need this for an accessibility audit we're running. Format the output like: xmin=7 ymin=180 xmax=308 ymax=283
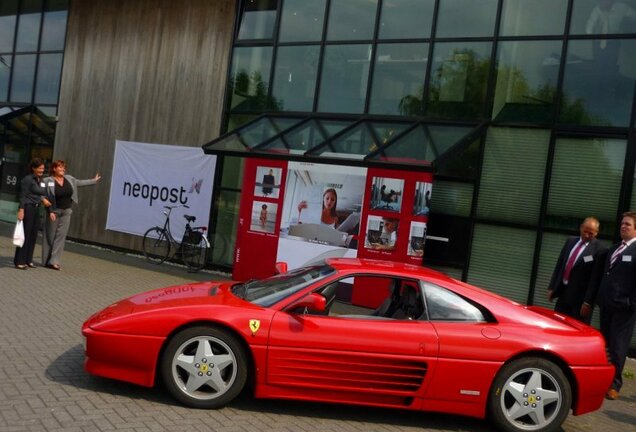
xmin=583 ymin=255 xmax=593 ymax=263
xmin=39 ymin=182 xmax=45 ymax=187
xmin=623 ymin=255 xmax=632 ymax=262
xmin=47 ymin=181 xmax=54 ymax=187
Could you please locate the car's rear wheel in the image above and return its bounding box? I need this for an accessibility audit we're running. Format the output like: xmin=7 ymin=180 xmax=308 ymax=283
xmin=161 ymin=326 xmax=247 ymax=409
xmin=488 ymin=357 xmax=571 ymax=432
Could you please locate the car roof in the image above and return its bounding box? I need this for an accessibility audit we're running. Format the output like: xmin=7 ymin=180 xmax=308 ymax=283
xmin=324 ymin=257 xmax=454 ymax=281
xmin=323 ymin=257 xmax=516 ymax=305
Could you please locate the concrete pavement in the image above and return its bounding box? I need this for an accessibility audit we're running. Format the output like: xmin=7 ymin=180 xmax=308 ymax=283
xmin=0 ymin=221 xmax=633 ymax=432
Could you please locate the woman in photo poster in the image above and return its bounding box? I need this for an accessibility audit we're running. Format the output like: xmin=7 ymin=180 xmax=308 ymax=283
xmin=298 ymin=188 xmax=339 ymax=228
xmin=259 ymin=204 xmax=268 ymax=228
xmin=280 ymin=165 xmax=366 ymax=257
xmin=250 ymin=201 xmax=278 ymax=234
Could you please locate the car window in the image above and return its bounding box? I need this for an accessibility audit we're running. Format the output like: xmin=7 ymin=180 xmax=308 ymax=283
xmin=423 ymin=282 xmax=486 ymax=322
xmin=232 ymin=264 xmax=336 ymax=307
xmin=310 ymin=274 xmax=426 ymax=321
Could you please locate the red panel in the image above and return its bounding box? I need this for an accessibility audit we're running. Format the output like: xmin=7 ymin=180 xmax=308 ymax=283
xmin=357 ymin=167 xmax=433 ymax=265
xmin=350 ymin=276 xmax=392 ymax=309
xmin=233 ymin=158 xmax=288 ymax=280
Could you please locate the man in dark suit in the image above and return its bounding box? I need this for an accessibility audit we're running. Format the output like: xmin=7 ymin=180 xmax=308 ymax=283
xmin=584 ymin=211 xmax=636 ymax=400
xmin=547 ymin=217 xmax=605 ymax=323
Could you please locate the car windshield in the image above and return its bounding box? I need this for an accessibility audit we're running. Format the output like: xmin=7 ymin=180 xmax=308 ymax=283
xmin=231 ymin=264 xmax=336 ymax=307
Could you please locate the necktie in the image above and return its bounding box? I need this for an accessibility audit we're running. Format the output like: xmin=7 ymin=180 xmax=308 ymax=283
xmin=610 ymin=241 xmax=628 ymax=267
xmin=563 ymin=241 xmax=585 ymax=284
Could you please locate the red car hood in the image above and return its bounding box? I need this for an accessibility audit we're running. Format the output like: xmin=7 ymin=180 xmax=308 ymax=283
xmin=84 ymin=280 xmax=237 ymax=328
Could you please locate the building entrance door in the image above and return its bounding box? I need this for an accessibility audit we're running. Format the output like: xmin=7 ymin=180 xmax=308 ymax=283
xmin=0 ymin=106 xmax=55 ymax=221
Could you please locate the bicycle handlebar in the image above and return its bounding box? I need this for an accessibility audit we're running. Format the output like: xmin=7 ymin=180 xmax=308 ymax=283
xmin=163 ymin=204 xmax=190 ymax=210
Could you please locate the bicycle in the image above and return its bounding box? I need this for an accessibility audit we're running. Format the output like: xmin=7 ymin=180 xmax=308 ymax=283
xmin=142 ymin=205 xmax=210 ymax=272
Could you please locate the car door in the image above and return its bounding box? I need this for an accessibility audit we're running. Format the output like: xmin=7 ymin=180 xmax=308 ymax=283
xmin=420 ymin=281 xmax=503 ymax=408
xmin=266 ymin=274 xmax=439 ymax=407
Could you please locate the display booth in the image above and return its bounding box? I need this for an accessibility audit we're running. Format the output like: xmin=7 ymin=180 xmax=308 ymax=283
xmin=202 ymin=114 xmax=480 ymax=281
xmin=233 ymin=158 xmax=432 ymax=281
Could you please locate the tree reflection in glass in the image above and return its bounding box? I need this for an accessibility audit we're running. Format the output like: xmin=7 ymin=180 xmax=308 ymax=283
xmin=228 ymin=47 xmax=280 ymax=113
xmin=368 ymin=43 xmax=428 ymax=116
xmin=492 ymin=41 xmax=561 ymax=124
xmin=427 ymin=43 xmax=492 ymax=120
xmin=560 ymin=38 xmax=636 ymax=126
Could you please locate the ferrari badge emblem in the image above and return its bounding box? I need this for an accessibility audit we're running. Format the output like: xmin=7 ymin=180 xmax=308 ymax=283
xmin=249 ymin=319 xmax=261 ymax=335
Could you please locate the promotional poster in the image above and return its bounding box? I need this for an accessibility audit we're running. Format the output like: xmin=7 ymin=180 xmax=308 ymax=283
xmin=357 ymin=167 xmax=433 ymax=265
xmin=232 ymin=158 xmax=433 ymax=280
xmin=276 ymin=162 xmax=368 ymax=269
xmin=106 ymin=141 xmax=216 ymax=240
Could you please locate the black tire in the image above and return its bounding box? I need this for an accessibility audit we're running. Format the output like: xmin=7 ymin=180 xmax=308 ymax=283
xmin=181 ymin=233 xmax=208 ymax=272
xmin=142 ymin=227 xmax=171 ymax=264
xmin=488 ymin=357 xmax=572 ymax=432
xmin=160 ymin=326 xmax=247 ymax=409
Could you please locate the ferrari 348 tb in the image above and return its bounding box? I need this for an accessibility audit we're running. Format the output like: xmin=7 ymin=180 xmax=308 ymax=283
xmin=82 ymin=258 xmax=614 ymax=432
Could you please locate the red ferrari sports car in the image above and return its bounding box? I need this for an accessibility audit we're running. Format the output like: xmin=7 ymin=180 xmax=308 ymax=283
xmin=82 ymin=258 xmax=614 ymax=432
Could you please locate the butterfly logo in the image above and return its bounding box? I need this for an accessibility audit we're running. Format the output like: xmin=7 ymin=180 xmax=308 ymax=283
xmin=189 ymin=178 xmax=203 ymax=194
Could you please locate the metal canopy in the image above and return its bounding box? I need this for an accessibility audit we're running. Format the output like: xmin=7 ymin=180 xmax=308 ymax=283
xmin=0 ymin=105 xmax=57 ymax=147
xmin=202 ymin=114 xmax=486 ymax=172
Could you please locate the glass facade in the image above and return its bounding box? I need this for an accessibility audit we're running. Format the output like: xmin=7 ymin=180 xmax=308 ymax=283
xmin=368 ymin=43 xmax=429 ymax=115
xmin=271 ymin=45 xmax=320 ymax=112
xmin=318 ymin=44 xmax=372 ymax=113
xmin=220 ymin=0 xmax=636 ymax=339
xmin=0 ymin=0 xmax=68 ymax=206
xmin=492 ymin=40 xmax=562 ymax=123
xmin=561 ymin=38 xmax=636 ymax=127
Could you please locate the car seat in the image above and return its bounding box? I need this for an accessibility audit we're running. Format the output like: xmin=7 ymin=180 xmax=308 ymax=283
xmin=372 ymin=280 xmax=398 ymax=317
xmin=391 ymin=285 xmax=423 ymax=320
xmin=318 ymin=282 xmax=338 ymax=315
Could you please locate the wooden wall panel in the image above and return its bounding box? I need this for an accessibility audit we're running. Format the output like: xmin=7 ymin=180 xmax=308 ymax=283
xmin=55 ymin=0 xmax=235 ymax=250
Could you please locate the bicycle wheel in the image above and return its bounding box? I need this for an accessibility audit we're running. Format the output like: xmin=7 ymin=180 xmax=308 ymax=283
xmin=181 ymin=232 xmax=208 ymax=272
xmin=143 ymin=227 xmax=171 ymax=264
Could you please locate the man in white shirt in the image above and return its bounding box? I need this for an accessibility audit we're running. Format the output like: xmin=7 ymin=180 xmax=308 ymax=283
xmin=585 ymin=211 xmax=636 ymax=400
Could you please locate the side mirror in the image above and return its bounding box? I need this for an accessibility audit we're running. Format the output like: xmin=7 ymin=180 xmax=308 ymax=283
xmin=275 ymin=262 xmax=288 ymax=274
xmin=289 ymin=292 xmax=326 ymax=314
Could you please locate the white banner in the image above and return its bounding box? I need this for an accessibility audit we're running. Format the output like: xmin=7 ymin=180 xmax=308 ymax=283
xmin=106 ymin=140 xmax=216 ymax=240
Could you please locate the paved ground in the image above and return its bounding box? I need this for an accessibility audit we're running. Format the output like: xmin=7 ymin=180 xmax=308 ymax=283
xmin=0 ymin=221 xmax=634 ymax=432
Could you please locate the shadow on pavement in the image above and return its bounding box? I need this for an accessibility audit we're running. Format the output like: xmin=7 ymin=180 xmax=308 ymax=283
xmin=230 ymin=395 xmax=494 ymax=432
xmin=0 ymin=220 xmax=228 ymax=281
xmin=47 ymin=345 xmax=494 ymax=431
xmin=45 ymin=344 xmax=174 ymax=405
xmin=605 ymin=409 xmax=636 ymax=425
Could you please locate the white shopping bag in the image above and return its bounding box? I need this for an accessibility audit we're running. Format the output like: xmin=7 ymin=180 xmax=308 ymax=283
xmin=12 ymin=220 xmax=25 ymax=247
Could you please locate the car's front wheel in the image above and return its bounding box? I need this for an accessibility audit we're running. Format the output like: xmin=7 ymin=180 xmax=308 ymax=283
xmin=160 ymin=326 xmax=247 ymax=409
xmin=488 ymin=357 xmax=572 ymax=432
